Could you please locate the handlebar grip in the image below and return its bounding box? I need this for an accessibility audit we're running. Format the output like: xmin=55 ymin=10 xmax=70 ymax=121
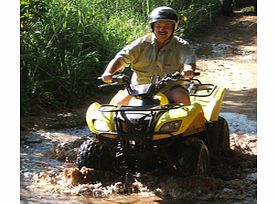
xmin=98 ymin=82 xmax=118 ymax=88
xmin=98 ymin=83 xmax=110 ymax=88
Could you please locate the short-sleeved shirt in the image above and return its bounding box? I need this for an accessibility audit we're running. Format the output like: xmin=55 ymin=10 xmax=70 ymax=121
xmin=114 ymin=33 xmax=196 ymax=85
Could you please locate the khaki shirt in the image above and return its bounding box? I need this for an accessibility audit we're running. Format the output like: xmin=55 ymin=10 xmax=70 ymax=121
xmin=115 ymin=33 xmax=196 ymax=85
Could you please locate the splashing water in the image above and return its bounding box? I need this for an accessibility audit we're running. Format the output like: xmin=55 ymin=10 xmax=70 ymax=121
xmin=21 ymin=112 xmax=257 ymax=203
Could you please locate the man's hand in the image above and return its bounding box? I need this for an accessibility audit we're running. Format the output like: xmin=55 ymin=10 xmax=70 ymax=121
xmin=181 ymin=69 xmax=194 ymax=79
xmin=101 ymin=72 xmax=113 ymax=83
xmin=181 ymin=64 xmax=195 ymax=79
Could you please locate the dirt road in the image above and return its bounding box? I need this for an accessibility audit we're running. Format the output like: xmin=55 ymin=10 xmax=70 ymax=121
xmin=20 ymin=14 xmax=257 ymax=204
xmin=192 ymin=15 xmax=257 ymax=120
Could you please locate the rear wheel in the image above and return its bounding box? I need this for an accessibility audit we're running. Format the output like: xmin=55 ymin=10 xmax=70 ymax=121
xmin=76 ymin=137 xmax=113 ymax=170
xmin=175 ymin=139 xmax=210 ymax=177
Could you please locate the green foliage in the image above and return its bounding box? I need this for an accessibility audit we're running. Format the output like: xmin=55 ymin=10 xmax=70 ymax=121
xmin=175 ymin=0 xmax=221 ymax=37
xmin=241 ymin=6 xmax=255 ymax=13
xmin=20 ymin=0 xmax=221 ymax=115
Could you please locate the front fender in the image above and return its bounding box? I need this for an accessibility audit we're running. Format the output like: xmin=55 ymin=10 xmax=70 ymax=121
xmin=86 ymin=102 xmax=115 ymax=133
xmin=154 ymin=103 xmax=206 ymax=138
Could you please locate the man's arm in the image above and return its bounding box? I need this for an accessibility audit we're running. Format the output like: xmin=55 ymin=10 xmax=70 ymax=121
xmin=101 ymin=58 xmax=124 ymax=83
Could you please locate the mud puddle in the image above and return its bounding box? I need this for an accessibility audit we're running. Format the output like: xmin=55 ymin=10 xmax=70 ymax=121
xmin=20 ymin=112 xmax=257 ymax=203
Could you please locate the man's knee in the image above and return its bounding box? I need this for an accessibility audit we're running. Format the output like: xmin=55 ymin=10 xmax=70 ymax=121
xmin=117 ymin=90 xmax=132 ymax=105
xmin=167 ymin=86 xmax=190 ymax=105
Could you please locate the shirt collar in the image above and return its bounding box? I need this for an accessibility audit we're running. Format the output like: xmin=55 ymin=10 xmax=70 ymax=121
xmin=150 ymin=33 xmax=175 ymax=50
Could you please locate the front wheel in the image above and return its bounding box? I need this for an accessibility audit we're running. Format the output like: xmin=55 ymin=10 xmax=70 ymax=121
xmin=174 ymin=139 xmax=210 ymax=177
xmin=206 ymin=116 xmax=230 ymax=158
xmin=76 ymin=137 xmax=113 ymax=170
xmin=218 ymin=116 xmax=230 ymax=152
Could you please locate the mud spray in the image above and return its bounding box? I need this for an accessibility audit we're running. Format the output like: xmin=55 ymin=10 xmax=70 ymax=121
xmin=20 ymin=112 xmax=257 ymax=203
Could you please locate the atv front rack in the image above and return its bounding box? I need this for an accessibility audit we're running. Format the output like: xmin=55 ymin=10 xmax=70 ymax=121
xmin=98 ymin=103 xmax=185 ymax=112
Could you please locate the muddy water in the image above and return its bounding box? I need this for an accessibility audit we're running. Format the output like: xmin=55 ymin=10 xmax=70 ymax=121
xmin=20 ymin=112 xmax=257 ymax=204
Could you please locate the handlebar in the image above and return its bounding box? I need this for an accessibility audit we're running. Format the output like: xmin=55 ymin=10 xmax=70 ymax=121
xmin=97 ymin=74 xmax=131 ymax=88
xmin=98 ymin=71 xmax=200 ymax=89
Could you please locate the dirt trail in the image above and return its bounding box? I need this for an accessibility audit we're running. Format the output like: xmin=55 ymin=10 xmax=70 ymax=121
xmin=192 ymin=15 xmax=257 ymax=120
xmin=20 ymin=14 xmax=257 ymax=204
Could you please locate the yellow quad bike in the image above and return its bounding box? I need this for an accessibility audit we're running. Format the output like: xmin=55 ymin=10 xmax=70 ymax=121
xmin=76 ymin=73 xmax=230 ymax=177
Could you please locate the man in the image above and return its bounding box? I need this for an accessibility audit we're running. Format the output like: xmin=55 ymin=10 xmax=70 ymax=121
xmin=101 ymin=6 xmax=196 ymax=105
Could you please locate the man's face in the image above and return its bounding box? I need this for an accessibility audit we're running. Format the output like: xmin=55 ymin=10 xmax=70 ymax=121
xmin=153 ymin=21 xmax=174 ymax=44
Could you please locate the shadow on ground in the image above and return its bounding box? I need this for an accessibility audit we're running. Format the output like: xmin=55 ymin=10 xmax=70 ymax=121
xmin=191 ymin=15 xmax=257 ymax=48
xmin=222 ymin=88 xmax=257 ymax=119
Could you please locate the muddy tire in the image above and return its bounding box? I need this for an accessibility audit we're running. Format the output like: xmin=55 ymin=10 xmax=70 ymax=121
xmin=206 ymin=116 xmax=230 ymax=158
xmin=218 ymin=116 xmax=230 ymax=152
xmin=175 ymin=139 xmax=210 ymax=177
xmin=76 ymin=138 xmax=113 ymax=170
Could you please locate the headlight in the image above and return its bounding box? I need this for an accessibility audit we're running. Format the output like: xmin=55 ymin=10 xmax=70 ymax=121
xmin=160 ymin=120 xmax=182 ymax=133
xmin=93 ymin=120 xmax=110 ymax=132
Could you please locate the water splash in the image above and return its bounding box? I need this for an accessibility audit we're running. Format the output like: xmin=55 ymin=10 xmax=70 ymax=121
xmin=21 ymin=112 xmax=257 ymax=203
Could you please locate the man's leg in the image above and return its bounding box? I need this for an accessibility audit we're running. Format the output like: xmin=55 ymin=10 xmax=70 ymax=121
xmin=166 ymin=86 xmax=191 ymax=105
xmin=116 ymin=89 xmax=132 ymax=105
